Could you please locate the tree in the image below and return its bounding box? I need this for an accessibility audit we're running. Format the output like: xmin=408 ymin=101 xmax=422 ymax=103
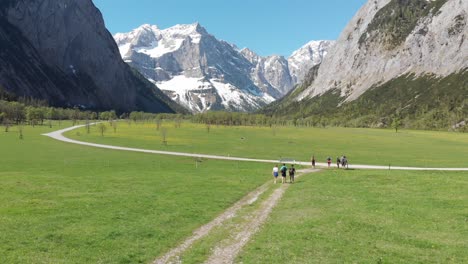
xmin=156 ymin=118 xmax=162 ymax=131
xmin=175 ymin=118 xmax=182 ymax=128
xmin=86 ymin=119 xmax=91 ymax=134
xmin=98 ymin=123 xmax=107 ymax=136
xmin=161 ymin=127 xmax=167 ymax=145
xmin=10 ymin=102 xmax=25 ymax=124
xmin=111 ymin=121 xmax=117 ymax=133
xmin=26 ymin=107 xmax=42 ymax=127
xmin=392 ymin=115 xmax=402 ymax=133
xmin=18 ymin=125 xmax=23 ymax=140
xmin=89 ymin=112 xmax=97 ymax=120
xmin=46 ymin=107 xmax=58 ymax=128
xmin=71 ymin=108 xmax=80 ymax=125
xmin=0 ymin=112 xmax=9 ymax=132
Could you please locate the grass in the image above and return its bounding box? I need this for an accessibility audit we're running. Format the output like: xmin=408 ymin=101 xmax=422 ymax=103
xmin=65 ymin=121 xmax=468 ymax=168
xmin=177 ymin=180 xmax=280 ymax=263
xmin=0 ymin=122 xmax=270 ymax=263
xmin=2 ymin=121 xmax=467 ymax=263
xmin=237 ymin=169 xmax=468 ymax=263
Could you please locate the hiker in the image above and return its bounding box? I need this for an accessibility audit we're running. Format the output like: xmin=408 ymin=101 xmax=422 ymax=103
xmin=342 ymin=156 xmax=348 ymax=169
xmin=280 ymin=163 xmax=288 ymax=184
xmin=272 ymin=165 xmax=279 ymax=184
xmin=337 ymin=157 xmax=340 ymax=168
xmin=289 ymin=164 xmax=296 ymax=183
xmin=311 ymin=156 xmax=316 ymax=169
xmin=327 ymin=157 xmax=331 ymax=168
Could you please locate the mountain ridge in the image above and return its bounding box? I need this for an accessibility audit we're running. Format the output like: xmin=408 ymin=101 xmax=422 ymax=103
xmin=114 ymin=23 xmax=334 ymax=113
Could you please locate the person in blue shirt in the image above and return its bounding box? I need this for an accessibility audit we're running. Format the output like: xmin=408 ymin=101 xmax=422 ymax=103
xmin=280 ymin=164 xmax=287 ymax=184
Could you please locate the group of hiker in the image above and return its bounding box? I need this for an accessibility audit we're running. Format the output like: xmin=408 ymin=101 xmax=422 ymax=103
xmin=272 ymin=164 xmax=295 ymax=184
xmin=272 ymin=155 xmax=349 ymax=184
xmin=311 ymin=155 xmax=348 ymax=169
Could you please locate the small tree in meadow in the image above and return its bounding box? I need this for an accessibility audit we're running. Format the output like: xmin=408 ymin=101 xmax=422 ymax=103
xmin=156 ymin=118 xmax=162 ymax=131
xmin=112 ymin=121 xmax=117 ymax=133
xmin=18 ymin=125 xmax=23 ymax=140
xmin=161 ymin=127 xmax=167 ymax=145
xmin=71 ymin=108 xmax=80 ymax=126
xmin=175 ymin=118 xmax=182 ymax=128
xmin=98 ymin=123 xmax=107 ymax=136
xmin=392 ymin=116 xmax=402 ymax=133
xmin=85 ymin=119 xmax=91 ymax=134
xmin=3 ymin=118 xmax=10 ymax=132
xmin=89 ymin=112 xmax=98 ymax=121
xmin=0 ymin=112 xmax=5 ymax=131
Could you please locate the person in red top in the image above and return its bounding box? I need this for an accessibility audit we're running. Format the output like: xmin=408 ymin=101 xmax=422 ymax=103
xmin=327 ymin=157 xmax=332 ymax=168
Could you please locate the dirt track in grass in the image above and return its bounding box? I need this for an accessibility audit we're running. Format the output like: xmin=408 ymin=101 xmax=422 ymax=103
xmin=153 ymin=168 xmax=318 ymax=264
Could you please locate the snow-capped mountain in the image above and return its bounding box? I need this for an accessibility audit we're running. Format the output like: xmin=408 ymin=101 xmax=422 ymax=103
xmin=288 ymin=40 xmax=335 ymax=84
xmin=115 ymin=23 xmax=334 ymax=112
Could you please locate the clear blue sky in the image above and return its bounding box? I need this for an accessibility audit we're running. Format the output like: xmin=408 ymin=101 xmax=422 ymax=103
xmin=92 ymin=0 xmax=367 ymax=56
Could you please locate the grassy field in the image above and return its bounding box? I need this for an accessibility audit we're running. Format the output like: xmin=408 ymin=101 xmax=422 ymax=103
xmin=237 ymin=169 xmax=468 ymax=263
xmin=0 ymin=123 xmax=270 ymax=263
xmin=65 ymin=121 xmax=468 ymax=167
xmin=2 ymin=121 xmax=467 ymax=263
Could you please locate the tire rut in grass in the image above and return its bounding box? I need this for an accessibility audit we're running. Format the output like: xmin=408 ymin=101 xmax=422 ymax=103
xmin=153 ymin=182 xmax=270 ymax=264
xmin=204 ymin=168 xmax=319 ymax=264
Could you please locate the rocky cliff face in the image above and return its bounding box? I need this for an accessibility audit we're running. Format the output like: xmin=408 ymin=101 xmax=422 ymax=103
xmin=295 ymin=0 xmax=467 ymax=102
xmin=287 ymin=40 xmax=335 ymax=84
xmin=0 ymin=16 xmax=84 ymax=105
xmin=115 ymin=23 xmax=334 ymax=112
xmin=0 ymin=0 xmax=181 ymax=113
xmin=240 ymin=48 xmax=294 ymax=97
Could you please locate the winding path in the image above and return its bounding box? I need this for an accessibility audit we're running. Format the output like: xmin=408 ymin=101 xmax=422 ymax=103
xmin=43 ymin=124 xmax=468 ymax=171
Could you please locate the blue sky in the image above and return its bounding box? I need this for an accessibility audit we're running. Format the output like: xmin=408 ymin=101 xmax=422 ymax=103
xmin=93 ymin=0 xmax=367 ymax=56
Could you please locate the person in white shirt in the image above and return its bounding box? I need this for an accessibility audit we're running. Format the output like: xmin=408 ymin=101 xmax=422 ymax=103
xmin=272 ymin=165 xmax=279 ymax=184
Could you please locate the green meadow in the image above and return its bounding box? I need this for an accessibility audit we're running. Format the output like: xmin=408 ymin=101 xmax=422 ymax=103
xmin=66 ymin=121 xmax=468 ymax=167
xmin=238 ymin=169 xmax=468 ymax=263
xmin=1 ymin=121 xmax=467 ymax=263
xmin=0 ymin=123 xmax=270 ymax=263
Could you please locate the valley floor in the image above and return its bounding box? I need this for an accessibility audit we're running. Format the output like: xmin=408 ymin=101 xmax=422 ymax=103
xmin=1 ymin=122 xmax=467 ymax=263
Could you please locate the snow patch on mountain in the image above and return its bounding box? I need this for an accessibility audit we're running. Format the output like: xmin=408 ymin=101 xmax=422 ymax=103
xmin=288 ymin=40 xmax=335 ymax=84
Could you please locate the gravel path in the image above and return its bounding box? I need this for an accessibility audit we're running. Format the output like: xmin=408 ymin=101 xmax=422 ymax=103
xmin=43 ymin=124 xmax=468 ymax=171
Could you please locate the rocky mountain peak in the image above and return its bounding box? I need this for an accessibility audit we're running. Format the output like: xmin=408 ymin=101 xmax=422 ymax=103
xmin=240 ymin=48 xmax=260 ymax=64
xmin=288 ymin=40 xmax=335 ymax=84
